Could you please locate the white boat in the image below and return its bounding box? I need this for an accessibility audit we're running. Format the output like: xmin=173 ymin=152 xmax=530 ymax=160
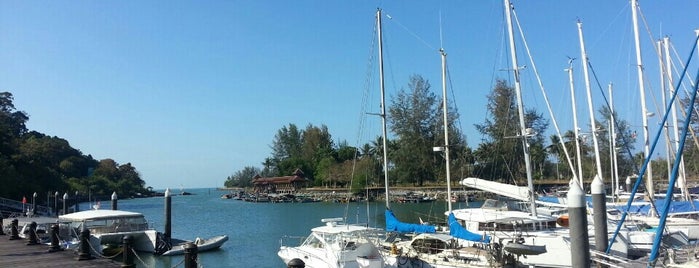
xmin=277 ymin=217 xmax=384 ymax=268
xmin=58 ymin=209 xmax=158 ymax=254
xmin=161 ymin=235 xmax=229 ymax=256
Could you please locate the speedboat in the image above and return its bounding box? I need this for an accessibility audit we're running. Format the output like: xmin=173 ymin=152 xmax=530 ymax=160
xmin=58 ymin=209 xmax=158 ymax=254
xmin=277 ymin=217 xmax=384 ymax=268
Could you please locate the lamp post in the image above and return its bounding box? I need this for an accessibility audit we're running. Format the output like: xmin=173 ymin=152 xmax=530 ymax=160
xmin=32 ymin=192 xmax=37 ymax=215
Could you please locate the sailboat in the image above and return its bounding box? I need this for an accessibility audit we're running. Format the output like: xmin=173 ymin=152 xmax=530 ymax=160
xmin=370 ymin=8 xmax=513 ymax=267
xmin=448 ymin=0 xmax=659 ymax=266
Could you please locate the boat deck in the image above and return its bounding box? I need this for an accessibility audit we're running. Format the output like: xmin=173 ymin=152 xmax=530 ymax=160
xmin=0 ymin=236 xmax=121 ymax=268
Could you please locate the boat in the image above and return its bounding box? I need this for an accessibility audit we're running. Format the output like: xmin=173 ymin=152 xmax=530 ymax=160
xmin=58 ymin=209 xmax=159 ymax=254
xmin=368 ymin=8 xmax=507 ymax=267
xmin=277 ymin=217 xmax=384 ymax=268
xmin=447 ymin=0 xmax=682 ymax=266
xmin=161 ymin=235 xmax=229 ymax=256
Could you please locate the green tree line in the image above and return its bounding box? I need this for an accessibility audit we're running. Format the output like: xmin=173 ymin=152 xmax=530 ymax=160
xmin=0 ymin=92 xmax=150 ymax=201
xmin=226 ymin=75 xmax=699 ymax=192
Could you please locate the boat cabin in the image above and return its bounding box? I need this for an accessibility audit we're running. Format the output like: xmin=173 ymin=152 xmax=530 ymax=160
xmin=58 ymin=210 xmax=151 ymax=234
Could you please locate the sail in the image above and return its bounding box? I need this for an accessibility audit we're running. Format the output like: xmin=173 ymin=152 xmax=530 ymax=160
xmin=448 ymin=213 xmax=491 ymax=243
xmin=460 ymin=177 xmax=530 ymax=202
xmin=385 ymin=209 xmax=436 ymax=234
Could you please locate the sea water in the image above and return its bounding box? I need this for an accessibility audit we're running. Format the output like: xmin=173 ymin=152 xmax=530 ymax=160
xmin=105 ymin=188 xmax=477 ymax=267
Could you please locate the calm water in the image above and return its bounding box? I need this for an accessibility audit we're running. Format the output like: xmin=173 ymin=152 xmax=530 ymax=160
xmin=102 ymin=188 xmax=478 ymax=268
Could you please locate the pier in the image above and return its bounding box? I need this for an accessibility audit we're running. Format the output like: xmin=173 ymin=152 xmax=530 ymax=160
xmin=0 ymin=237 xmax=120 ymax=268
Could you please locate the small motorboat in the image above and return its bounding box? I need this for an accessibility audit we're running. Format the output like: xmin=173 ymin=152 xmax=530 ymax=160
xmin=161 ymin=235 xmax=229 ymax=256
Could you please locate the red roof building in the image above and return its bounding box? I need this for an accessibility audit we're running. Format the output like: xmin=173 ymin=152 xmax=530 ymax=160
xmin=251 ymin=169 xmax=308 ymax=194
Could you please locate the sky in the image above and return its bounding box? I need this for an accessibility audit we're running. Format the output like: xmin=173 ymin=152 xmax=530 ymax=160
xmin=1 ymin=1 xmax=698 ymax=189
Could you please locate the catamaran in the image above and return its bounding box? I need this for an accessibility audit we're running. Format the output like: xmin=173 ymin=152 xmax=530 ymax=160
xmin=58 ymin=209 xmax=159 ymax=254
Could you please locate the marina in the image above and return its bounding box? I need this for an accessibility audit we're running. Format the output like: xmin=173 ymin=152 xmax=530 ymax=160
xmin=2 ymin=1 xmax=699 ymax=267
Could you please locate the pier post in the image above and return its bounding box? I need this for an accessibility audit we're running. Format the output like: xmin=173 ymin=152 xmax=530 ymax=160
xmin=54 ymin=191 xmax=59 ymax=216
xmin=0 ymin=216 xmax=5 ymax=235
xmin=625 ymin=176 xmax=632 ymax=193
xmin=26 ymin=221 xmax=39 ymax=245
xmin=48 ymin=224 xmax=62 ymax=252
xmin=287 ymin=258 xmax=305 ymax=268
xmin=111 ymin=192 xmax=118 ymax=210
xmin=76 ymin=226 xmax=94 ymax=260
xmin=591 ymin=175 xmax=608 ymax=253
xmin=121 ymin=235 xmax=135 ymax=268
xmin=9 ymin=219 xmax=20 ymax=240
xmin=62 ymin=193 xmax=68 ymax=215
xmin=568 ymin=179 xmax=590 ymax=268
xmin=183 ymin=242 xmax=198 ymax=268
xmin=75 ymin=191 xmax=80 ymax=212
xmin=164 ymin=188 xmax=172 ymax=243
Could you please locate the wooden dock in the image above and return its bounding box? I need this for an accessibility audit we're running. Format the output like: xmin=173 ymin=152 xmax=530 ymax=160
xmin=0 ymin=236 xmax=121 ymax=268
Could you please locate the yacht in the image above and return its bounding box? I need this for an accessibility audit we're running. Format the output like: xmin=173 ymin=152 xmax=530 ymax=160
xmin=277 ymin=217 xmax=384 ymax=268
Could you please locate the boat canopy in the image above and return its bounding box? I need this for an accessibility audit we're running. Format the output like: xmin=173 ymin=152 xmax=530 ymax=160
xmin=59 ymin=210 xmax=145 ymax=221
xmin=385 ymin=209 xmax=435 ymax=234
xmin=448 ymin=213 xmax=490 ymax=243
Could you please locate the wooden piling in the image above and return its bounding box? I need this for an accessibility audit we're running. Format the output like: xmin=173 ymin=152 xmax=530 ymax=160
xmin=591 ymin=175 xmax=609 ymax=253
xmin=184 ymin=242 xmax=197 ymax=268
xmin=111 ymin=192 xmax=118 ymax=211
xmin=121 ymin=235 xmax=134 ymax=268
xmin=568 ymin=179 xmax=590 ymax=268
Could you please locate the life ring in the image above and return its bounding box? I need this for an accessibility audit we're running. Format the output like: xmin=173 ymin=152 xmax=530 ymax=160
xmin=556 ymin=215 xmax=569 ymax=227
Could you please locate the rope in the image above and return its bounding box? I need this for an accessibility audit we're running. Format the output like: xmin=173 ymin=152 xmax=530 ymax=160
xmin=131 ymin=247 xmax=152 ymax=268
xmin=85 ymin=239 xmax=124 ymax=259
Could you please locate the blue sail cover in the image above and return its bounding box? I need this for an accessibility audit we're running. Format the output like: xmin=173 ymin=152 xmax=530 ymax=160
xmin=385 ymin=209 xmax=436 ymax=233
xmin=448 ymin=213 xmax=491 ymax=243
xmin=606 ymin=199 xmax=699 ymax=216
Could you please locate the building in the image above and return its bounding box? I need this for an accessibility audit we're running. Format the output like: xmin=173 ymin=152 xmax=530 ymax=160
xmin=251 ymin=169 xmax=308 ymax=194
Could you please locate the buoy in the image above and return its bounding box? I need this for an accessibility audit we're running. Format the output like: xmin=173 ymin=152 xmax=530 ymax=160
xmin=556 ymin=214 xmax=569 ymax=227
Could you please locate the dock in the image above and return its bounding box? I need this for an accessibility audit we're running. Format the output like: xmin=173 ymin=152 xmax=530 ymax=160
xmin=0 ymin=237 xmax=120 ymax=268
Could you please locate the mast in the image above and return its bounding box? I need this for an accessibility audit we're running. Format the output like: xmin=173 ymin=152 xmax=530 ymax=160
xmin=578 ymin=20 xmax=604 ymax=185
xmin=610 ymin=83 xmax=620 ymax=199
xmin=377 ymin=9 xmax=390 ymax=209
xmin=440 ymin=49 xmax=453 ymax=213
xmin=631 ymin=0 xmax=654 ymax=209
xmin=566 ymin=59 xmax=584 ymax=186
xmin=504 ymin=0 xmax=536 ymax=216
xmin=658 ymin=39 xmax=673 ymax=185
xmin=664 ymin=36 xmax=689 ymax=201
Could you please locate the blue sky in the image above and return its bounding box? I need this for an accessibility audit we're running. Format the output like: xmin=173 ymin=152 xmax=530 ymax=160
xmin=2 ymin=1 xmax=698 ymax=189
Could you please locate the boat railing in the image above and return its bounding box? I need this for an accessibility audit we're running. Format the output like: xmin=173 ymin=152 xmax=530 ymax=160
xmin=589 ymin=249 xmax=672 ymax=267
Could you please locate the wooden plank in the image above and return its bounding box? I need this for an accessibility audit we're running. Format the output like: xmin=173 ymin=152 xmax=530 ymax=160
xmin=0 ymin=237 xmax=121 ymax=268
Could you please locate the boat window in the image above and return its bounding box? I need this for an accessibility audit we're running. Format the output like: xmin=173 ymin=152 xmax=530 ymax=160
xmin=481 ymin=199 xmax=501 ymax=209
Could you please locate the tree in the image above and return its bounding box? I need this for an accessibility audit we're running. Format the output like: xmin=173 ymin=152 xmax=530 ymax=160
xmin=387 ymin=75 xmax=467 ymax=186
xmin=473 ymin=79 xmax=548 ymax=183
xmin=224 ymin=166 xmax=261 ymax=188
